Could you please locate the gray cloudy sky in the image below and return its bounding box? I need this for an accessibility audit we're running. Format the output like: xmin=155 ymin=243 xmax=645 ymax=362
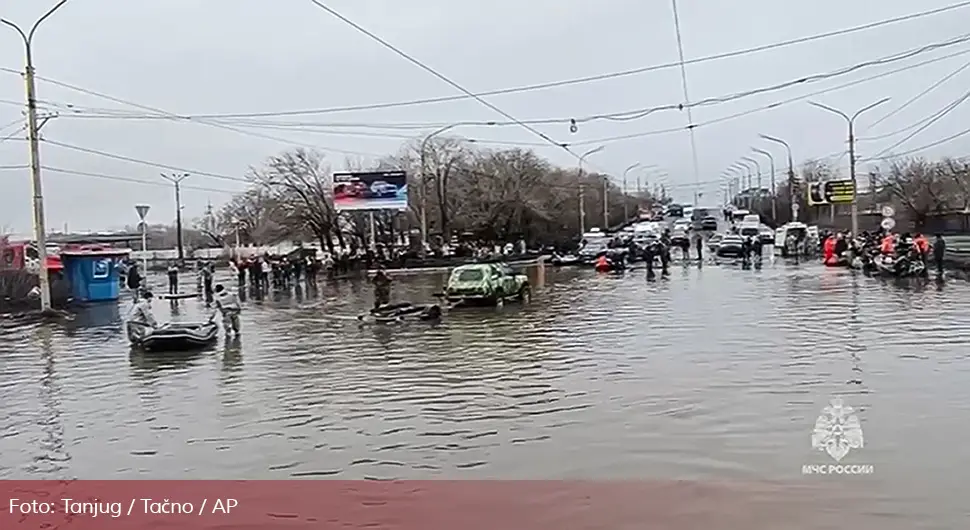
xmin=1 ymin=0 xmax=968 ymax=233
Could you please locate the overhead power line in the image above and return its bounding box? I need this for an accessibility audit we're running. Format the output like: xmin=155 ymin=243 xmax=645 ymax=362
xmin=870 ymin=88 xmax=970 ymax=158
xmin=42 ymin=166 xmax=239 ymax=194
xmin=304 ymin=0 xmax=593 ymax=168
xmin=866 ymin=124 xmax=970 ymax=160
xmin=41 ymin=139 xmax=252 ymax=184
xmin=32 ymin=1 xmax=968 ymax=120
xmin=865 ymin=60 xmax=970 ymax=131
xmin=45 ymin=31 xmax=970 ymax=134
xmin=0 ymin=68 xmax=386 ymax=160
xmin=569 ymin=45 xmax=970 ymax=146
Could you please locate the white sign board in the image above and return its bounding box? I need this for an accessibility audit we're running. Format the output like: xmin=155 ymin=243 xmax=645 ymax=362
xmin=135 ymin=204 xmax=151 ymax=220
xmin=880 ymin=205 xmax=894 ymax=218
xmin=880 ymin=217 xmax=896 ymax=231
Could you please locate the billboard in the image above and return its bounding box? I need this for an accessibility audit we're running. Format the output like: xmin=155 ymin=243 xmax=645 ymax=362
xmin=807 ymin=179 xmax=855 ymax=206
xmin=332 ymin=170 xmax=407 ymax=211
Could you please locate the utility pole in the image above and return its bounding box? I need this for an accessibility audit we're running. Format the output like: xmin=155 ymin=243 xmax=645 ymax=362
xmin=161 ymin=173 xmax=190 ymax=264
xmin=603 ymin=175 xmax=610 ymax=229
xmin=2 ymin=0 xmax=68 ymax=314
xmin=809 ymin=98 xmax=890 ymax=235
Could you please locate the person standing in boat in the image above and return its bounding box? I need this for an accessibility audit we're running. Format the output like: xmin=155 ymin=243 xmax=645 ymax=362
xmin=199 ymin=263 xmax=214 ymax=303
xmin=166 ymin=261 xmax=179 ymax=295
xmin=126 ymin=290 xmax=158 ymax=342
xmin=214 ymin=284 xmax=241 ymax=336
xmin=372 ymin=268 xmax=391 ymax=310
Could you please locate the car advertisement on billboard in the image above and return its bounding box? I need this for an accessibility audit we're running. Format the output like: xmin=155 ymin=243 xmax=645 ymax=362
xmin=332 ymin=170 xmax=408 ymax=211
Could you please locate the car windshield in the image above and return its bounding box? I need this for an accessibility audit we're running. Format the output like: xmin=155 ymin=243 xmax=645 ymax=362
xmin=582 ymin=241 xmax=607 ymax=251
xmin=740 ymin=227 xmax=759 ymax=236
xmin=455 ymin=269 xmax=484 ymax=282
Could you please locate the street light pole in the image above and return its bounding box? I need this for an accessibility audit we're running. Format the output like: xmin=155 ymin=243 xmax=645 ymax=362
xmin=419 ymin=123 xmax=462 ymax=250
xmin=752 ymin=147 xmax=776 ymax=222
xmin=578 ymin=146 xmax=604 ymax=236
xmin=741 ymin=157 xmax=762 ymax=211
xmin=622 ymin=163 xmax=640 ymax=222
xmin=760 ymin=134 xmax=796 ymax=222
xmin=808 ymin=98 xmax=890 ymax=235
xmin=1 ymin=0 xmax=69 ymax=313
xmin=160 ymin=173 xmax=190 ymax=264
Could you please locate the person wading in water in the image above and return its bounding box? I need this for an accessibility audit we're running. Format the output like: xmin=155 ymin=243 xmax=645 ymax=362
xmin=166 ymin=261 xmax=179 ymax=294
xmin=372 ymin=268 xmax=391 ymax=310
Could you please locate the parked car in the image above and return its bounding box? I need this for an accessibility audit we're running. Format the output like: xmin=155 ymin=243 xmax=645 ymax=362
xmin=716 ymin=235 xmax=745 ymax=258
xmin=444 ymin=263 xmax=530 ymax=306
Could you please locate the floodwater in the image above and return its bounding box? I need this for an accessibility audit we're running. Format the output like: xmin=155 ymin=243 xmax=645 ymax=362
xmin=1 ymin=261 xmax=968 ymax=529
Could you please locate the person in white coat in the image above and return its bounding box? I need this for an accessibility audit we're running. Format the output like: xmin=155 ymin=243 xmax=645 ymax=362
xmin=214 ymin=284 xmax=241 ymax=336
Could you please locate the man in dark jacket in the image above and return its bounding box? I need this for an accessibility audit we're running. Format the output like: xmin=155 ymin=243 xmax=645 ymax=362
xmin=933 ymin=234 xmax=947 ymax=278
xmin=372 ymin=268 xmax=391 ymax=310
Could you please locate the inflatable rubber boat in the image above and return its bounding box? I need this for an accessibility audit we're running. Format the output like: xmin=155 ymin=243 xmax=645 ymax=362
xmin=129 ymin=321 xmax=219 ymax=351
xmin=358 ymin=302 xmax=443 ymax=323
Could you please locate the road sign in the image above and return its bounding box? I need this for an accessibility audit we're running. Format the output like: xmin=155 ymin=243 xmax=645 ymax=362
xmin=823 ymin=180 xmax=855 ymax=203
xmin=807 ymin=182 xmax=825 ymax=206
xmin=806 ymin=180 xmax=856 ymax=205
xmin=135 ymin=204 xmax=150 ymax=220
xmin=881 ymin=205 xmax=895 ymax=218
xmin=881 ymin=217 xmax=896 ymax=231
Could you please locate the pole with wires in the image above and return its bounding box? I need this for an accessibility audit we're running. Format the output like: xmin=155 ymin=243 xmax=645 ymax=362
xmin=1 ymin=0 xmax=68 ymax=314
xmin=161 ymin=173 xmax=190 ymax=264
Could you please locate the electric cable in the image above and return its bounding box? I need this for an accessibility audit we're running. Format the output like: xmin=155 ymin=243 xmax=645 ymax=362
xmin=41 ymin=139 xmax=253 ymax=184
xmin=669 ymin=0 xmax=702 ymax=197
xmin=870 ymin=88 xmax=970 ymax=159
xmin=41 ymin=166 xmax=240 ymax=194
xmin=865 ymin=60 xmax=970 ymax=132
xmin=304 ymin=0 xmax=596 ymax=171
xmin=569 ymin=45 xmax=970 ymax=146
xmin=43 ymin=31 xmax=970 ymax=133
xmin=0 ymin=70 xmax=388 ymax=160
xmin=25 ymin=1 xmax=967 ymax=120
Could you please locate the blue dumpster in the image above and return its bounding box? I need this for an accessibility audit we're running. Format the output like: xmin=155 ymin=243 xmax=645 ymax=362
xmin=61 ymin=248 xmax=131 ymax=303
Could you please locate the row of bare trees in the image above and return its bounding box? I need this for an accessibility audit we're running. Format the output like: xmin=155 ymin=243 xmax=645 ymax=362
xmin=735 ymin=156 xmax=970 ymax=231
xmin=198 ymin=138 xmax=663 ymax=251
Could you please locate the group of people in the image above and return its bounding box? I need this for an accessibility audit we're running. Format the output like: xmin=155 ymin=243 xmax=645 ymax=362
xmin=127 ymin=283 xmax=242 ymax=342
xmin=821 ymin=229 xmax=948 ymax=277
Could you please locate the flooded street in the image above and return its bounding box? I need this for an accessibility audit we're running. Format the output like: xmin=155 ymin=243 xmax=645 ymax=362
xmin=1 ymin=263 xmax=968 ymax=528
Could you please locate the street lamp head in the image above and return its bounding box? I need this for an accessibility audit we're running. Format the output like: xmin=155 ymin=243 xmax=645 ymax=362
xmin=581 ymin=145 xmax=605 ymax=159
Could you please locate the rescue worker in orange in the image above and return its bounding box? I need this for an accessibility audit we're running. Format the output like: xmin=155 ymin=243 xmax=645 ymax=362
xmin=914 ymin=233 xmax=930 ymax=260
xmin=822 ymin=234 xmax=836 ymax=263
xmin=880 ymin=233 xmax=896 ymax=255
xmin=595 ymin=254 xmax=611 ymax=272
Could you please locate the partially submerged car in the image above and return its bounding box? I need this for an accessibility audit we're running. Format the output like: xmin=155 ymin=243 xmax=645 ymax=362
xmin=444 ymin=263 xmax=530 ymax=306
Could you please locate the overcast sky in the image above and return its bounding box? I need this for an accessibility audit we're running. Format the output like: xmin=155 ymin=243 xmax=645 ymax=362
xmin=1 ymin=0 xmax=969 ymax=233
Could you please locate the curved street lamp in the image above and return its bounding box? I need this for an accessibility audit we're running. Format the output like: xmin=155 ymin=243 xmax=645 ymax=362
xmin=1 ymin=0 xmax=69 ymax=312
xmin=808 ymin=98 xmax=890 ymax=234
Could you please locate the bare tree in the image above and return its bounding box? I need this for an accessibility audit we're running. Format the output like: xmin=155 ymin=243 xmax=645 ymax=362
xmin=873 ymin=158 xmax=951 ymax=229
xmin=217 ymin=187 xmax=288 ymax=245
xmin=251 ymin=148 xmax=339 ymax=251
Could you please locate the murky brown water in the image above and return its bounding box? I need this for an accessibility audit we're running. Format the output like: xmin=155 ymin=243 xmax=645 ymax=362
xmin=1 ymin=263 xmax=967 ymax=528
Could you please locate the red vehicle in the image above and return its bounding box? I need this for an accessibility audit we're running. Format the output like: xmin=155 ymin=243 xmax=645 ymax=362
xmin=0 ymin=236 xmax=64 ymax=272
